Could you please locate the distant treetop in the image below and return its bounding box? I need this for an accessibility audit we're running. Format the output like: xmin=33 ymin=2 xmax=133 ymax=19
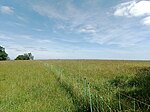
xmin=15 ymin=53 xmax=34 ymax=60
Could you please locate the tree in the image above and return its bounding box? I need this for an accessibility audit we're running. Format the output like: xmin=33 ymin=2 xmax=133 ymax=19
xmin=28 ymin=53 xmax=34 ymax=60
xmin=15 ymin=53 xmax=34 ymax=60
xmin=0 ymin=46 xmax=8 ymax=61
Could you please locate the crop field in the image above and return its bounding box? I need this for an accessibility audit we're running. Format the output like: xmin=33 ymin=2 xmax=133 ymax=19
xmin=0 ymin=60 xmax=150 ymax=112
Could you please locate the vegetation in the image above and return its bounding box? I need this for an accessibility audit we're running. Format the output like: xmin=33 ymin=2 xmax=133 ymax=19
xmin=0 ymin=46 xmax=34 ymax=60
xmin=0 ymin=61 xmax=75 ymax=112
xmin=0 ymin=46 xmax=8 ymax=61
xmin=15 ymin=53 xmax=34 ymax=60
xmin=0 ymin=60 xmax=150 ymax=112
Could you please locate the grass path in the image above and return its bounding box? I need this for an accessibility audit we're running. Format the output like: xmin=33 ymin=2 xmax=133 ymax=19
xmin=0 ymin=61 xmax=75 ymax=112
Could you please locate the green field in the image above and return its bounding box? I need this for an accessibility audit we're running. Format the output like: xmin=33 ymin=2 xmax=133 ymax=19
xmin=0 ymin=60 xmax=150 ymax=112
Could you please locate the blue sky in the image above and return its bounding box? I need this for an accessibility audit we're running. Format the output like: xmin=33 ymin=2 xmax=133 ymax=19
xmin=0 ymin=0 xmax=150 ymax=60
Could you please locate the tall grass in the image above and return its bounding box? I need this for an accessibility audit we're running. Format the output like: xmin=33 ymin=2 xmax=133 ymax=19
xmin=0 ymin=61 xmax=75 ymax=112
xmin=1 ymin=60 xmax=150 ymax=112
xmin=44 ymin=60 xmax=150 ymax=112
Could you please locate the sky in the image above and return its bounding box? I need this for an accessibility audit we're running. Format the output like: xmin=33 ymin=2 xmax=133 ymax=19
xmin=0 ymin=0 xmax=150 ymax=60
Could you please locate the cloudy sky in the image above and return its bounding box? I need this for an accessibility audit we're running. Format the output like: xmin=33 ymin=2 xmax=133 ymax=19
xmin=0 ymin=0 xmax=150 ymax=60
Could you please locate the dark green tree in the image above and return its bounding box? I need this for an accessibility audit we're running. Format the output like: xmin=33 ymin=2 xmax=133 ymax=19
xmin=0 ymin=46 xmax=8 ymax=61
xmin=15 ymin=53 xmax=34 ymax=60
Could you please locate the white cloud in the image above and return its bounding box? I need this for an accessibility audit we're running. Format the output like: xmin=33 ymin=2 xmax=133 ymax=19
xmin=114 ymin=1 xmax=136 ymax=17
xmin=142 ymin=16 xmax=150 ymax=25
xmin=80 ymin=25 xmax=97 ymax=33
xmin=114 ymin=0 xmax=150 ymax=25
xmin=114 ymin=1 xmax=150 ymax=17
xmin=0 ymin=6 xmax=14 ymax=14
xmin=130 ymin=1 xmax=150 ymax=16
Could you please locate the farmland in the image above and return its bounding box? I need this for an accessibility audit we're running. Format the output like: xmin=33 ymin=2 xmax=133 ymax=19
xmin=0 ymin=60 xmax=150 ymax=112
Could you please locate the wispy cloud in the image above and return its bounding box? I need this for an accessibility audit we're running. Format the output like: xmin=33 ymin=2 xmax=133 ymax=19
xmin=31 ymin=0 xmax=150 ymax=48
xmin=32 ymin=1 xmax=100 ymax=30
xmin=0 ymin=6 xmax=14 ymax=14
xmin=33 ymin=28 xmax=44 ymax=32
xmin=16 ymin=15 xmax=28 ymax=22
xmin=0 ymin=33 xmax=14 ymax=40
xmin=0 ymin=32 xmax=54 ymax=44
xmin=37 ymin=39 xmax=52 ymax=43
xmin=32 ymin=2 xmax=67 ymax=20
xmin=85 ymin=29 xmax=146 ymax=47
xmin=31 ymin=1 xmax=109 ymax=45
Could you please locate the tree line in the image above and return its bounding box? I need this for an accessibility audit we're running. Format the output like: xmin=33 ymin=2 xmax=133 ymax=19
xmin=0 ymin=46 xmax=34 ymax=61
